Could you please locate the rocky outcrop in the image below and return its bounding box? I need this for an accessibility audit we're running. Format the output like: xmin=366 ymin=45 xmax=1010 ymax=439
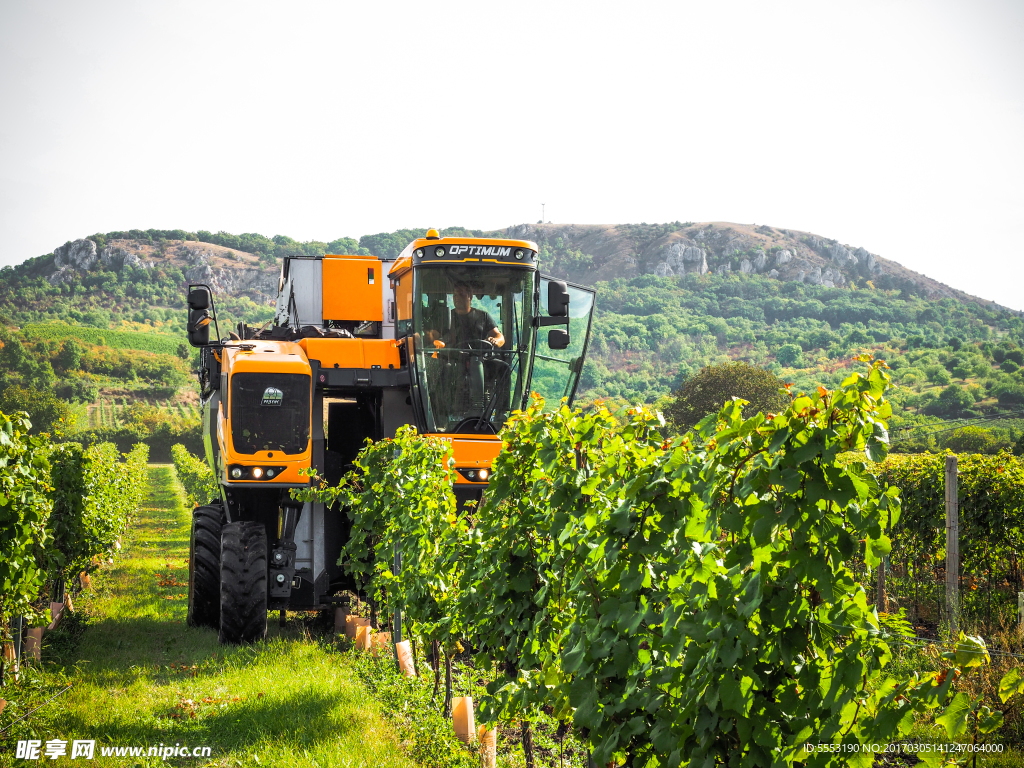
xmin=854 ymin=247 xmax=881 ymax=274
xmin=99 ymin=245 xmax=150 ymax=270
xmin=42 ymin=237 xmax=277 ymax=303
xmin=49 ymin=239 xmax=155 ymax=283
xmin=181 ymin=248 xmax=278 ymax=302
xmin=48 ymin=267 xmax=77 ymax=285
xmin=54 ymin=239 xmax=98 ymax=271
xmin=650 ymin=242 xmax=708 ymax=276
xmin=505 ymin=223 xmax=537 ymax=240
xmin=774 ymin=249 xmax=793 ymax=267
xmin=828 ymin=243 xmax=858 ymax=267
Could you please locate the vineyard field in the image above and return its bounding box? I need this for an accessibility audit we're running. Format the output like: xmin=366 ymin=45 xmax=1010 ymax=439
xmin=85 ymin=399 xmax=194 ymax=430
xmin=292 ymin=362 xmax=1024 ymax=767
xmin=22 ymin=322 xmax=181 ymax=356
xmin=0 ymin=466 xmax=423 ymax=768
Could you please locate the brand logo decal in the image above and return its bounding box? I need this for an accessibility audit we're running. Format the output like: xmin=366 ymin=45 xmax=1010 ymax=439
xmin=261 ymin=387 xmax=284 ymax=406
xmin=447 ymin=245 xmax=512 ymax=258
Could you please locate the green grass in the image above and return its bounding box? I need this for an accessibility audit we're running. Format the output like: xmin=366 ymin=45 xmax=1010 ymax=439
xmin=0 ymin=467 xmax=419 ymax=768
xmin=22 ymin=323 xmax=180 ymax=356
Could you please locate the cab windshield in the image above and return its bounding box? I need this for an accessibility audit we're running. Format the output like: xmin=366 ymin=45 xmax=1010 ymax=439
xmin=413 ymin=265 xmax=533 ymax=433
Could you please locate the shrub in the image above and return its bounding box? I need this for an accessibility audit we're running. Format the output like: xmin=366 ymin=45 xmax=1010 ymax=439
xmin=926 ymin=365 xmax=952 ymax=385
xmin=775 ymin=342 xmax=803 ymax=367
xmin=664 ymin=362 xmax=787 ymax=431
xmin=940 ymin=426 xmax=1011 ymax=454
xmin=925 ymin=384 xmax=975 ymax=417
xmin=0 ymin=385 xmax=74 ymax=437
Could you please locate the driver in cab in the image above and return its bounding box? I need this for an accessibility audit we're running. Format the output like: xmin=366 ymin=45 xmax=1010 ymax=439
xmin=427 ymin=283 xmax=504 ymax=350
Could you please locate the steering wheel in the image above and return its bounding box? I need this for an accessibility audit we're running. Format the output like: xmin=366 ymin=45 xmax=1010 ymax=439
xmin=456 ymin=339 xmax=495 ymax=357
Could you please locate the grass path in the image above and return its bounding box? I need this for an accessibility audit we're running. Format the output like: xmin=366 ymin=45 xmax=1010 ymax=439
xmin=31 ymin=465 xmax=419 ymax=768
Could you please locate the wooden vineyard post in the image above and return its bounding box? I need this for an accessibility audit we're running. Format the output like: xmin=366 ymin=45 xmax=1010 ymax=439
xmin=877 ymin=507 xmax=891 ymax=614
xmin=1018 ymin=591 xmax=1024 ymax=628
xmin=876 ymin=561 xmax=887 ymax=614
xmin=945 ymin=455 xmax=959 ymax=637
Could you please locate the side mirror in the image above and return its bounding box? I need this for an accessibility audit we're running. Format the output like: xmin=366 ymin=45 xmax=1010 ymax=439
xmin=188 ymin=308 xmax=212 ymax=347
xmin=547 ymin=281 xmax=570 ymax=318
xmin=548 ymin=329 xmax=570 ymax=350
xmin=188 ymin=287 xmax=211 ymax=310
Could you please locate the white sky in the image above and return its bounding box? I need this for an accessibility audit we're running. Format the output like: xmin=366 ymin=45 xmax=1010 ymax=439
xmin=1 ymin=1 xmax=1022 ymax=307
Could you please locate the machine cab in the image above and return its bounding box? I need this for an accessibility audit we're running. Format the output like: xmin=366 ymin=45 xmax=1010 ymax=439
xmin=389 ymin=233 xmax=596 ymax=437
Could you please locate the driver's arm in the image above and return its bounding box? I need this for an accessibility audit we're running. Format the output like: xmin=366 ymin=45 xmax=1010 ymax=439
xmin=487 ymin=327 xmax=505 ymax=348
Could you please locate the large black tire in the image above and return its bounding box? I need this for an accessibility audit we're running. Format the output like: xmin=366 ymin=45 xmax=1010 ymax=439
xmin=187 ymin=505 xmax=223 ymax=629
xmin=219 ymin=521 xmax=268 ymax=644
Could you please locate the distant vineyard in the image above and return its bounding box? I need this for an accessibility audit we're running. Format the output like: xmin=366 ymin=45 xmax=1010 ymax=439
xmin=23 ymin=322 xmax=181 ymax=356
xmin=86 ymin=399 xmax=193 ymax=429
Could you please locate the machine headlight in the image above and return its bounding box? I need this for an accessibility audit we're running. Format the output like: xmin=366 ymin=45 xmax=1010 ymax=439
xmin=230 ymin=467 xmax=242 ymax=479
xmin=252 ymin=467 xmax=264 ymax=479
xmin=434 ymin=247 xmax=445 ymax=257
xmin=266 ymin=469 xmax=275 ymax=478
xmin=514 ymin=249 xmax=524 ymax=260
xmin=415 ymin=248 xmax=424 ymax=258
xmin=478 ymin=469 xmax=489 ymax=480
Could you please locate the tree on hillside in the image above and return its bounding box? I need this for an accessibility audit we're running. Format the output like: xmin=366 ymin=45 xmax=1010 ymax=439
xmin=0 ymin=385 xmax=73 ymax=436
xmin=664 ymin=362 xmax=788 ymax=432
xmin=924 ymin=384 xmax=976 ymax=418
xmin=775 ymin=343 xmax=803 ymax=367
xmin=941 ymin=426 xmax=1011 ymax=454
xmin=55 ymin=339 xmax=84 ymax=372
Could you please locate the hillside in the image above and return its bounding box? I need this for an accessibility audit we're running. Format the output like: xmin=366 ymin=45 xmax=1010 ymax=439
xmin=1 ymin=221 xmax=1005 ymax=316
xmin=507 ymin=221 xmax=1005 ymax=310
xmin=2 ymin=223 xmax=1024 ymax=456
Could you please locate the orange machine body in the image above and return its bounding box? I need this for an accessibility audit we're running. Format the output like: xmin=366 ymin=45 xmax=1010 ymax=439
xmin=432 ymin=434 xmax=503 ymax=485
xmin=216 ymin=341 xmax=313 ymax=486
xmin=322 ymin=255 xmax=383 ymax=322
xmin=388 ymin=236 xmax=538 ymax=279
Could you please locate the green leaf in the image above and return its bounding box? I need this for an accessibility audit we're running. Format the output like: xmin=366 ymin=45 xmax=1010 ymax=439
xmin=864 ymin=534 xmax=891 ymax=568
xmin=572 ymin=686 xmax=603 ymax=730
xmin=979 ymin=710 xmax=1004 ymax=735
xmin=719 ymin=673 xmax=753 ymax=715
xmin=999 ymin=667 xmax=1024 ymax=704
xmin=935 ymin=692 xmax=973 ymax=738
xmin=954 ymin=634 xmax=990 ymax=669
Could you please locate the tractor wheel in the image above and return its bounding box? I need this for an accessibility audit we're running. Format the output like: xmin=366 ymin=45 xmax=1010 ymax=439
xmin=187 ymin=505 xmax=223 ymax=629
xmin=218 ymin=521 xmax=268 ymax=644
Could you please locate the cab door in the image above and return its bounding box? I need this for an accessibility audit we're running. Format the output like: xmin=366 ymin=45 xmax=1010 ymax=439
xmin=526 ymin=276 xmax=597 ymax=408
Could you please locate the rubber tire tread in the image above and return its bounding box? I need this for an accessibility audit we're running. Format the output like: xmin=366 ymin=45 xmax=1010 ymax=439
xmin=219 ymin=521 xmax=268 ymax=644
xmin=187 ymin=505 xmax=223 ymax=629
